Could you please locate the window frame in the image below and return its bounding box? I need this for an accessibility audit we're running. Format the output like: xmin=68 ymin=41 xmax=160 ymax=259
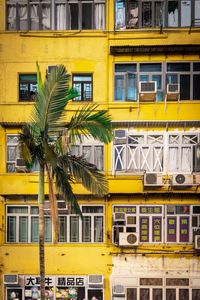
xmin=114 ymin=62 xmax=200 ymax=102
xmin=115 ymin=0 xmax=198 ymax=30
xmin=6 ymin=0 xmax=106 ymax=31
xmin=19 ymin=73 xmax=37 ymax=102
xmin=72 ymin=73 xmax=93 ymax=102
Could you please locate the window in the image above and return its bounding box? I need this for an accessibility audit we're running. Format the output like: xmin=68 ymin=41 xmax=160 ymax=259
xmin=72 ymin=74 xmax=93 ymax=102
xmin=115 ymin=277 xmax=200 ymax=300
xmin=70 ymin=136 xmax=104 ymax=170
xmin=19 ymin=74 xmax=37 ymax=101
xmin=6 ymin=204 xmax=104 ymax=244
xmin=115 ymin=0 xmax=198 ymax=29
xmin=6 ymin=206 xmax=52 ymax=243
xmin=113 ymin=205 xmax=163 ymax=244
xmin=58 ymin=205 xmax=104 ymax=243
xmin=6 ymin=134 xmax=39 ymax=173
xmin=114 ymin=62 xmax=200 ymax=102
xmin=113 ymin=205 xmax=199 ymax=244
xmin=114 ymin=131 xmax=164 ymax=173
xmin=6 ymin=0 xmax=105 ymax=31
xmin=113 ymin=130 xmax=200 ymax=174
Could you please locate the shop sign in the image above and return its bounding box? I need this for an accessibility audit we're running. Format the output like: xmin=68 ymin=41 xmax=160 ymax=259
xmin=56 ymin=276 xmax=86 ymax=287
xmin=25 ymin=276 xmax=55 ymax=286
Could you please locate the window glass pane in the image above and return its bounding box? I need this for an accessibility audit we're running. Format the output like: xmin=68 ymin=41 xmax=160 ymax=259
xmin=7 ymin=146 xmax=17 ymax=161
xmin=82 ymin=3 xmax=92 ymax=29
xmin=179 ymin=216 xmax=189 ymax=242
xmin=19 ymin=216 xmax=28 ymax=242
xmin=140 ymin=288 xmax=150 ymax=300
xmin=142 ymin=2 xmax=152 ymax=27
xmin=7 ymin=5 xmax=16 ymax=30
xmin=94 ymin=146 xmax=104 ymax=170
xmin=94 ymin=216 xmax=103 ymax=242
xmin=7 ymin=216 xmax=16 ymax=242
xmin=193 ymin=75 xmax=200 ymax=100
xmin=83 ymin=83 xmax=92 ymax=100
xmin=167 ymin=217 xmax=177 ymax=242
xmin=56 ymin=4 xmax=67 ymax=30
xmin=95 ymin=3 xmax=105 ymax=29
xmin=42 ymin=4 xmax=51 ymax=29
xmin=168 ymin=1 xmax=178 ymax=27
xmin=59 ymin=216 xmax=67 ymax=242
xmin=83 ymin=146 xmax=92 ymax=163
xmin=179 ymin=289 xmax=189 ymax=300
xmin=19 ymin=4 xmax=28 ymax=30
xmin=44 ymin=217 xmax=52 ymax=242
xmin=31 ymin=216 xmax=39 ymax=242
xmin=82 ymin=216 xmax=91 ymax=242
xmin=115 ymin=64 xmax=137 ymax=72
xmin=127 ymin=1 xmax=138 ymax=28
xmin=70 ymin=145 xmax=80 ymax=156
xmin=166 ymin=289 xmax=176 ymax=300
xmin=30 ymin=4 xmax=39 ymax=30
xmin=194 ymin=62 xmax=200 ymax=71
xmin=70 ymin=216 xmax=79 ymax=242
xmin=115 ymin=74 xmax=125 ymax=101
xmin=31 ymin=206 xmax=39 ymax=215
xmin=127 ymin=73 xmax=137 ymax=101
xmin=73 ymin=75 xmax=92 ymax=81
xmin=115 ymin=0 xmax=126 ymax=29
xmin=82 ymin=206 xmax=103 ymax=213
xmin=140 ymin=63 xmax=162 ymax=72
xmin=192 ymin=289 xmax=200 ymax=300
xmin=167 ymin=63 xmax=190 ymax=72
xmin=153 ymin=288 xmax=163 ymax=300
xmin=127 ymin=288 xmax=137 ymax=300
xmin=195 ymin=0 xmax=200 ymax=19
xmin=166 ymin=74 xmax=178 ymax=84
xmin=181 ymin=1 xmax=191 ymax=27
xmin=155 ymin=2 xmax=164 ymax=27
xmin=180 ymin=74 xmax=190 ymax=100
xmin=73 ymin=83 xmax=81 ymax=101
xmin=8 ymin=206 xmax=28 ymax=214
xmin=70 ymin=3 xmax=79 ymax=29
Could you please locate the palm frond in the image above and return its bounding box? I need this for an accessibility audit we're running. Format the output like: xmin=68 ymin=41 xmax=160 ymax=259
xmin=36 ymin=62 xmax=43 ymax=95
xmin=32 ymin=65 xmax=75 ymax=134
xmin=68 ymin=104 xmax=113 ymax=144
xmin=19 ymin=124 xmax=37 ymax=165
xmin=54 ymin=166 xmax=82 ymax=216
xmin=59 ymin=154 xmax=108 ymax=196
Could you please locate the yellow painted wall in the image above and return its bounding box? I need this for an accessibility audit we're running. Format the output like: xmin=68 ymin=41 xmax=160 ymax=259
xmin=1 ymin=0 xmax=200 ymax=299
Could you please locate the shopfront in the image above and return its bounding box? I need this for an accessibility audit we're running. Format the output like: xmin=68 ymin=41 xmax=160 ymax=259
xmin=4 ymin=275 xmax=104 ymax=300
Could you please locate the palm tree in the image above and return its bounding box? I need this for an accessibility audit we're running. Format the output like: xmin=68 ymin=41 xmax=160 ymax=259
xmin=19 ymin=64 xmax=112 ymax=300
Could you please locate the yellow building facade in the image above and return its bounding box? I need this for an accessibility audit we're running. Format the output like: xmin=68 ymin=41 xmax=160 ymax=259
xmin=0 ymin=1 xmax=200 ymax=300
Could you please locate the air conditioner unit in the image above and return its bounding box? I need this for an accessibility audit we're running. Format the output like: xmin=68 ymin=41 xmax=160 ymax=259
xmin=119 ymin=232 xmax=139 ymax=247
xmin=144 ymin=173 xmax=163 ymax=186
xmin=88 ymin=275 xmax=103 ymax=287
xmin=195 ymin=235 xmax=200 ymax=250
xmin=114 ymin=212 xmax=126 ymax=222
xmin=172 ymin=174 xmax=193 ymax=186
xmin=139 ymin=81 xmax=157 ymax=102
xmin=4 ymin=274 xmax=18 ymax=285
xmin=113 ymin=284 xmax=125 ymax=296
xmin=15 ymin=158 xmax=26 ymax=171
xmin=166 ymin=83 xmax=180 ymax=101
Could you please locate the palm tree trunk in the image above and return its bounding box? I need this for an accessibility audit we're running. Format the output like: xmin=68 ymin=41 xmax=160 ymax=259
xmin=39 ymin=163 xmax=45 ymax=300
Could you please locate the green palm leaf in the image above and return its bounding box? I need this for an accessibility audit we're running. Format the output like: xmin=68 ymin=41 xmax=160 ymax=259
xmin=58 ymin=154 xmax=108 ymax=196
xmin=33 ymin=65 xmax=78 ymax=134
xmin=68 ymin=104 xmax=113 ymax=144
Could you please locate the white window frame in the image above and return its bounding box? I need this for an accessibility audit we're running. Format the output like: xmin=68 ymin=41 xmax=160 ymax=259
xmin=70 ymin=136 xmax=104 ymax=170
xmin=6 ymin=205 xmax=53 ymax=244
xmin=58 ymin=204 xmax=105 ymax=243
